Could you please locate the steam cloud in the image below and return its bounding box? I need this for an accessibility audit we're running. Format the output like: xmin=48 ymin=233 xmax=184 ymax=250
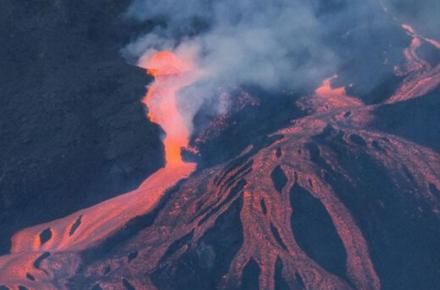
xmin=122 ymin=0 xmax=438 ymax=134
xmin=124 ymin=0 xmax=340 ymax=90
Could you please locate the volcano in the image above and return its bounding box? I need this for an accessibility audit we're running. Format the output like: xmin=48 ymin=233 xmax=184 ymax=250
xmin=1 ymin=1 xmax=440 ymax=290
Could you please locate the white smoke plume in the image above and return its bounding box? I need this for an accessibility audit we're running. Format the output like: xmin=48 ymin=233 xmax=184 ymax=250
xmin=122 ymin=0 xmax=437 ymax=134
xmin=125 ymin=0 xmax=340 ymax=89
xmin=122 ymin=0 xmax=349 ymax=127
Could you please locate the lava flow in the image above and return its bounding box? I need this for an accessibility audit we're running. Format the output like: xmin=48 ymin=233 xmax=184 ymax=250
xmin=1 ymin=20 xmax=440 ymax=290
xmin=140 ymin=50 xmax=199 ymax=166
xmin=64 ymin=72 xmax=440 ymax=290
xmin=0 ymin=51 xmax=197 ymax=290
xmin=387 ymin=24 xmax=440 ymax=104
xmin=58 ymin=29 xmax=440 ymax=289
xmin=298 ymin=75 xmax=363 ymax=114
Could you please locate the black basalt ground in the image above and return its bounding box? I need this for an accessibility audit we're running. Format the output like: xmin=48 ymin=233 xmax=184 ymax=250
xmin=0 ymin=0 xmax=163 ymax=254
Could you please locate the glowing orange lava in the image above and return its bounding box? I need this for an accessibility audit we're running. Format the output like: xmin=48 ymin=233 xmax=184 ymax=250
xmin=298 ymin=76 xmax=363 ymax=114
xmin=315 ymin=76 xmax=347 ymax=98
xmin=0 ymin=50 xmax=198 ymax=289
xmin=140 ymin=51 xmax=198 ymax=166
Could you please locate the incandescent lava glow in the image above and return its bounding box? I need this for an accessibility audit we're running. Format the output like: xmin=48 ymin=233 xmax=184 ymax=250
xmin=315 ymin=76 xmax=347 ymax=99
xmin=0 ymin=51 xmax=200 ymax=290
xmin=386 ymin=23 xmax=440 ymax=104
xmin=401 ymin=24 xmax=440 ymax=50
xmin=302 ymin=75 xmax=363 ymax=113
xmin=139 ymin=50 xmax=199 ymax=166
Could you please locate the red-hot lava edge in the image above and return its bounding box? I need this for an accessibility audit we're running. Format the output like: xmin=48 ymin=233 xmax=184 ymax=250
xmin=1 ymin=25 xmax=440 ymax=290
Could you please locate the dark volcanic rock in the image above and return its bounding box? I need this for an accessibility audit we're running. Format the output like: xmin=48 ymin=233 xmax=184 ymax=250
xmin=373 ymin=87 xmax=440 ymax=153
xmin=0 ymin=0 xmax=163 ymax=253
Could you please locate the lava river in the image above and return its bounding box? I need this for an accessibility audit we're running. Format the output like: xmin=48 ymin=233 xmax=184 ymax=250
xmin=0 ymin=51 xmax=197 ymax=290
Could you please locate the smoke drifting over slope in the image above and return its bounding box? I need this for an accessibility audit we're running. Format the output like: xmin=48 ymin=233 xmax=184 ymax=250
xmin=125 ymin=0 xmax=336 ymax=90
xmin=124 ymin=0 xmax=347 ymax=136
xmin=379 ymin=0 xmax=440 ymax=39
xmin=123 ymin=0 xmax=439 ymax=144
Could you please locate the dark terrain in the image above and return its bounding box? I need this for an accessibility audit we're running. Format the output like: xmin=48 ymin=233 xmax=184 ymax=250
xmin=0 ymin=0 xmax=163 ymax=253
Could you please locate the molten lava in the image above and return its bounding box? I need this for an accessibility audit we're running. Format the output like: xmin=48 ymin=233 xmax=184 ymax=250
xmin=140 ymin=51 xmax=198 ymax=166
xmin=387 ymin=24 xmax=440 ymax=104
xmin=60 ymin=71 xmax=440 ymax=290
xmin=298 ymin=76 xmax=363 ymax=115
xmin=315 ymin=76 xmax=347 ymax=99
xmin=0 ymin=50 xmax=198 ymax=289
xmin=2 ymin=19 xmax=440 ymax=290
